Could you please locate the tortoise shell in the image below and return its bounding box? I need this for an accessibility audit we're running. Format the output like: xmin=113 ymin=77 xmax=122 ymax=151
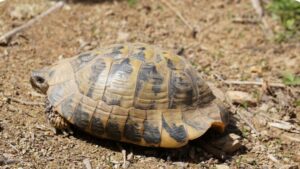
xmin=32 ymin=43 xmax=228 ymax=148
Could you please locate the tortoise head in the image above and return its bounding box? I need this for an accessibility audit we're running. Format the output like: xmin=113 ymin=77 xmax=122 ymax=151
xmin=30 ymin=68 xmax=50 ymax=94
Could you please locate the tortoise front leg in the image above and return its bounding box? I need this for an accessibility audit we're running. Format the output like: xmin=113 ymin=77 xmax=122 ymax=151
xmin=45 ymin=100 xmax=73 ymax=135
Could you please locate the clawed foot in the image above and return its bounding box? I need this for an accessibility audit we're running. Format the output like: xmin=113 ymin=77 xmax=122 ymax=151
xmin=45 ymin=102 xmax=73 ymax=136
xmin=50 ymin=126 xmax=73 ymax=136
xmin=199 ymin=133 xmax=242 ymax=159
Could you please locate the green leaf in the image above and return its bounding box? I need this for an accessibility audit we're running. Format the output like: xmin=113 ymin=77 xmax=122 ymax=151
xmin=282 ymin=72 xmax=300 ymax=85
xmin=286 ymin=19 xmax=295 ymax=29
xmin=295 ymin=100 xmax=300 ymax=107
xmin=127 ymin=0 xmax=138 ymax=7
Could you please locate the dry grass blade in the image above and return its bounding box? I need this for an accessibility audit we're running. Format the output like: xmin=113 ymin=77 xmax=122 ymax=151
xmin=8 ymin=97 xmax=45 ymax=106
xmin=235 ymin=108 xmax=260 ymax=135
xmin=251 ymin=0 xmax=264 ymax=17
xmin=0 ymin=158 xmax=20 ymax=166
xmin=160 ymin=0 xmax=194 ymax=31
xmin=224 ymin=80 xmax=286 ymax=88
xmin=0 ymin=1 xmax=64 ymax=45
xmin=250 ymin=0 xmax=274 ymax=38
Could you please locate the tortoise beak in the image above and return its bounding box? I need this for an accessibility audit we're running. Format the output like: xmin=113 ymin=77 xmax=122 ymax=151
xmin=30 ymin=69 xmax=49 ymax=94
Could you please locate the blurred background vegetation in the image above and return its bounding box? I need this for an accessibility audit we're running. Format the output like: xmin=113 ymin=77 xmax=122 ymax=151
xmin=267 ymin=0 xmax=300 ymax=42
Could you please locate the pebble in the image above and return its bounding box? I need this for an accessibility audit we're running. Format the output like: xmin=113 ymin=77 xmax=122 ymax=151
xmin=281 ymin=165 xmax=299 ymax=169
xmin=83 ymin=158 xmax=92 ymax=169
xmin=212 ymin=133 xmax=242 ymax=153
xmin=215 ymin=164 xmax=230 ymax=169
xmin=173 ymin=162 xmax=188 ymax=168
xmin=226 ymin=91 xmax=257 ymax=105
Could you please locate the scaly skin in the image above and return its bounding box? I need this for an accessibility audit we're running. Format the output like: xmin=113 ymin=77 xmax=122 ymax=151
xmin=45 ymin=100 xmax=72 ymax=135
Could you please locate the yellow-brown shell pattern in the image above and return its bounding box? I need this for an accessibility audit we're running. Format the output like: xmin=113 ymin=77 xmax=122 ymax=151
xmin=46 ymin=43 xmax=227 ymax=148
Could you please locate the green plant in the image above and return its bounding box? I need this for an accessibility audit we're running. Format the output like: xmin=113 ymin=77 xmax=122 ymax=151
xmin=267 ymin=0 xmax=300 ymax=42
xmin=282 ymin=72 xmax=300 ymax=85
xmin=294 ymin=99 xmax=300 ymax=107
xmin=127 ymin=0 xmax=138 ymax=7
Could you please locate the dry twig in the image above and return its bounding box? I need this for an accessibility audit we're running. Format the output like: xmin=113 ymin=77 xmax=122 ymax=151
xmin=0 ymin=158 xmax=20 ymax=166
xmin=224 ymin=80 xmax=286 ymax=88
xmin=235 ymin=108 xmax=260 ymax=135
xmin=232 ymin=17 xmax=260 ymax=24
xmin=250 ymin=0 xmax=274 ymax=38
xmin=160 ymin=0 xmax=194 ymax=31
xmin=7 ymin=97 xmax=45 ymax=106
xmin=0 ymin=1 xmax=64 ymax=45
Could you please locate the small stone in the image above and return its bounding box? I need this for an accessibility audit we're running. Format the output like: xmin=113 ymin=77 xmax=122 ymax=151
xmin=281 ymin=165 xmax=299 ymax=169
xmin=212 ymin=133 xmax=242 ymax=153
xmin=117 ymin=32 xmax=129 ymax=42
xmin=127 ymin=152 xmax=133 ymax=161
xmin=245 ymin=157 xmax=256 ymax=164
xmin=83 ymin=158 xmax=92 ymax=169
xmin=215 ymin=164 xmax=230 ymax=169
xmin=226 ymin=91 xmax=257 ymax=106
xmin=172 ymin=162 xmax=188 ymax=168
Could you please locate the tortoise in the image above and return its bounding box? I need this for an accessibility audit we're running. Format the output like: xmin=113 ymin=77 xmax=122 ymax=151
xmin=30 ymin=43 xmax=229 ymax=148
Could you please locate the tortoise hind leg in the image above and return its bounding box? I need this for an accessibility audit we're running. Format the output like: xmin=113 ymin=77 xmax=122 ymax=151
xmin=45 ymin=102 xmax=73 ymax=135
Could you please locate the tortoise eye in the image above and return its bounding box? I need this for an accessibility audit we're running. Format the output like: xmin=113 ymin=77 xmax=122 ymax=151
xmin=35 ymin=76 xmax=45 ymax=84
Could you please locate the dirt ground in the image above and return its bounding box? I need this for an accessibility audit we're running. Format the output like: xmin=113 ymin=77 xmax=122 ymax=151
xmin=0 ymin=0 xmax=299 ymax=168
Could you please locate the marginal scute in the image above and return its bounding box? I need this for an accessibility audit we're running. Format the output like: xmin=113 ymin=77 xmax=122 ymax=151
xmin=55 ymin=93 xmax=80 ymax=121
xmin=143 ymin=110 xmax=162 ymax=146
xmin=124 ymin=109 xmax=146 ymax=143
xmin=90 ymin=101 xmax=112 ymax=136
xmin=106 ymin=106 xmax=129 ymax=140
xmin=160 ymin=110 xmax=188 ymax=148
xmin=76 ymin=96 xmax=98 ymax=129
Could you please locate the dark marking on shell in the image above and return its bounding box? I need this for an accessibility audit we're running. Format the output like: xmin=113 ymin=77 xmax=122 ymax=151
xmin=138 ymin=47 xmax=146 ymax=50
xmin=106 ymin=118 xmax=121 ymax=140
xmin=102 ymin=45 xmax=123 ymax=59
xmin=103 ymin=58 xmax=133 ymax=106
xmin=60 ymin=94 xmax=75 ymax=120
xmin=109 ymin=58 xmax=133 ymax=77
xmin=183 ymin=115 xmax=206 ymax=131
xmin=73 ymin=104 xmax=90 ymax=130
xmin=71 ymin=52 xmax=95 ymax=72
xmin=135 ymin=64 xmax=163 ymax=100
xmin=185 ymin=68 xmax=199 ymax=100
xmin=49 ymin=70 xmax=55 ymax=78
xmin=167 ymin=59 xmax=176 ymax=69
xmin=102 ymin=95 xmax=121 ymax=106
xmin=124 ymin=117 xmax=142 ymax=142
xmin=143 ymin=121 xmax=161 ymax=144
xmin=90 ymin=116 xmax=105 ymax=135
xmin=162 ymin=115 xmax=187 ymax=143
xmin=131 ymin=51 xmax=145 ymax=61
xmin=155 ymin=54 xmax=162 ymax=63
xmin=86 ymin=58 xmax=106 ymax=97
xmin=168 ymin=71 xmax=176 ymax=108
xmin=149 ymin=101 xmax=156 ymax=109
xmin=184 ymin=89 xmax=194 ymax=105
xmin=168 ymin=71 xmax=194 ymax=108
